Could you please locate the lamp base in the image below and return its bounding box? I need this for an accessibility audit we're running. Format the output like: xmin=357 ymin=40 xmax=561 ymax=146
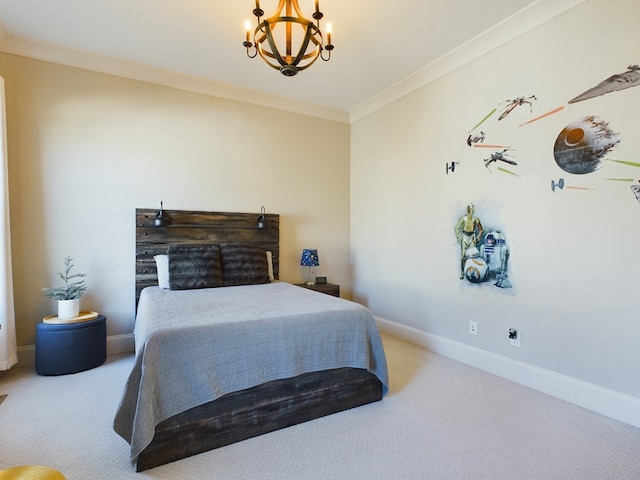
xmin=306 ymin=265 xmax=315 ymax=285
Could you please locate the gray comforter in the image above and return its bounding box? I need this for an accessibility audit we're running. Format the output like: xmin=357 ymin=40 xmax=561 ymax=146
xmin=113 ymin=282 xmax=389 ymax=464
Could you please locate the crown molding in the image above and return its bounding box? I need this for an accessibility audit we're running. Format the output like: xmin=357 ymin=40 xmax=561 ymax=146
xmin=0 ymin=34 xmax=350 ymax=124
xmin=349 ymin=0 xmax=588 ymax=124
xmin=0 ymin=0 xmax=586 ymax=125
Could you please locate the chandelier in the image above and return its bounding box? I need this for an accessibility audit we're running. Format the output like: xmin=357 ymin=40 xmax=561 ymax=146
xmin=243 ymin=0 xmax=334 ymax=77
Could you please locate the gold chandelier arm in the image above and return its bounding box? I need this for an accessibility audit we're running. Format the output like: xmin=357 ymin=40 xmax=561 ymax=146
xmin=260 ymin=18 xmax=317 ymax=66
xmin=290 ymin=0 xmax=312 ymax=21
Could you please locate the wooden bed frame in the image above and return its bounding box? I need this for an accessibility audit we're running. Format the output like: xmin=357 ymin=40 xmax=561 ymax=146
xmin=133 ymin=208 xmax=383 ymax=471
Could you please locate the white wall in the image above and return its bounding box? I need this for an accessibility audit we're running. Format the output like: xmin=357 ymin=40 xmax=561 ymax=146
xmin=0 ymin=53 xmax=351 ymax=348
xmin=351 ymin=0 xmax=640 ymax=403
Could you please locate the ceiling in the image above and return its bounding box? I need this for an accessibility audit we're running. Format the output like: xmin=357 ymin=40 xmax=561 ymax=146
xmin=0 ymin=0 xmax=556 ymax=121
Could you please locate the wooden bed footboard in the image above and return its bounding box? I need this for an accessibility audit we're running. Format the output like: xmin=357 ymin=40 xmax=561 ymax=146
xmin=136 ymin=368 xmax=383 ymax=471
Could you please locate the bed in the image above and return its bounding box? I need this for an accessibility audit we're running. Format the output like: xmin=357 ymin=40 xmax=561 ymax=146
xmin=113 ymin=208 xmax=389 ymax=471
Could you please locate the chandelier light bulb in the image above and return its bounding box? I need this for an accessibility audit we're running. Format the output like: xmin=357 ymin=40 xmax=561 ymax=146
xmin=244 ymin=20 xmax=252 ymax=44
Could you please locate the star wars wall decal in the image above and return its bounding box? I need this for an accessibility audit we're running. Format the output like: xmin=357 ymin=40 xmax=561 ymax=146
xmin=467 ymin=95 xmax=538 ymax=134
xmin=632 ymin=184 xmax=640 ymax=205
xmin=557 ymin=64 xmax=640 ymax=200
xmin=464 ymin=94 xmax=539 ymax=177
xmin=454 ymin=203 xmax=512 ymax=289
xmin=454 ymin=63 xmax=639 ymax=206
xmin=550 ymin=178 xmax=594 ymax=192
xmin=569 ymin=65 xmax=640 ymax=104
xmin=553 ymin=116 xmax=620 ymax=175
xmin=483 ymin=148 xmax=517 ymax=175
xmin=445 ymin=161 xmax=459 ymax=174
xmin=497 ymin=95 xmax=537 ymax=121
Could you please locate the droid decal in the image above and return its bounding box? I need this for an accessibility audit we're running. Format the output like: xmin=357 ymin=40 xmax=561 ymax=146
xmin=454 ymin=203 xmax=512 ymax=289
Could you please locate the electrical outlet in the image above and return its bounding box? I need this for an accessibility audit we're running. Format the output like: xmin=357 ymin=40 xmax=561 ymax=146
xmin=509 ymin=329 xmax=520 ymax=347
xmin=469 ymin=321 xmax=478 ymax=335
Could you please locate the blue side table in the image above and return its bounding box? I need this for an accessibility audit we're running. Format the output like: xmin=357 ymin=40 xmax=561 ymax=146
xmin=36 ymin=314 xmax=106 ymax=376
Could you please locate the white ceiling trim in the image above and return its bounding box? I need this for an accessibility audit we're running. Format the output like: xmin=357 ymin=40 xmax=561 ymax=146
xmin=0 ymin=0 xmax=586 ymax=125
xmin=348 ymin=0 xmax=588 ymax=124
xmin=0 ymin=34 xmax=350 ymax=124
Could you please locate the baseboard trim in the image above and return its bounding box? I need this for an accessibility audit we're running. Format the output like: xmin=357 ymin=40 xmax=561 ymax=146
xmin=16 ymin=333 xmax=135 ymax=368
xmin=375 ymin=316 xmax=640 ymax=428
xmin=106 ymin=333 xmax=135 ymax=356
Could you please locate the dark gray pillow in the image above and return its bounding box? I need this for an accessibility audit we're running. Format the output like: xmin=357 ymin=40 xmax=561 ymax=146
xmin=168 ymin=244 xmax=223 ymax=290
xmin=220 ymin=243 xmax=270 ymax=286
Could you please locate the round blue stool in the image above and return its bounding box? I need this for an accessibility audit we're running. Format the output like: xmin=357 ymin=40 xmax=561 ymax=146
xmin=35 ymin=315 xmax=106 ymax=376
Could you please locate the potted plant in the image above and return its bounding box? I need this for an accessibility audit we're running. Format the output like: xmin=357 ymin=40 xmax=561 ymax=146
xmin=42 ymin=256 xmax=88 ymax=319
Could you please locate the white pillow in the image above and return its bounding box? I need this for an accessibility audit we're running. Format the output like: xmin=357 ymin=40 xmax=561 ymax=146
xmin=154 ymin=254 xmax=170 ymax=289
xmin=266 ymin=251 xmax=274 ymax=281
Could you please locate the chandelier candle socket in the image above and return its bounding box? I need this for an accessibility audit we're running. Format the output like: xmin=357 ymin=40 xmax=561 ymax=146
xmin=243 ymin=0 xmax=334 ymax=76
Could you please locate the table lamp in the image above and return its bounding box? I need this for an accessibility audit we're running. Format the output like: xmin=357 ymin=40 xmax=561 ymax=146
xmin=300 ymin=249 xmax=319 ymax=285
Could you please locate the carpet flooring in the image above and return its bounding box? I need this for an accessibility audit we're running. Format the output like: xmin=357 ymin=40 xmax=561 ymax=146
xmin=0 ymin=333 xmax=638 ymax=479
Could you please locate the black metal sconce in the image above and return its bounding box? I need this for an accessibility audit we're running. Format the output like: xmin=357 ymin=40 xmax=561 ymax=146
xmin=154 ymin=201 xmax=171 ymax=227
xmin=257 ymin=206 xmax=267 ymax=229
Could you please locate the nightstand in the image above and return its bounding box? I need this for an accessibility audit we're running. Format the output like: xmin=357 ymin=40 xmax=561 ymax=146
xmin=36 ymin=314 xmax=107 ymax=375
xmin=295 ymin=282 xmax=340 ymax=297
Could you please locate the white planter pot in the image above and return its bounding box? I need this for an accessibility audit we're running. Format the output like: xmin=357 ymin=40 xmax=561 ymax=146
xmin=58 ymin=299 xmax=80 ymax=319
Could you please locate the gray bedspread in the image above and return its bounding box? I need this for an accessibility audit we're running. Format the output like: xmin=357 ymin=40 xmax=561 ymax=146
xmin=113 ymin=282 xmax=389 ymax=465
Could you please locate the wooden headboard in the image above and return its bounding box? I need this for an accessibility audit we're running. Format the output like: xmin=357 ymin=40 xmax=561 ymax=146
xmin=135 ymin=208 xmax=280 ymax=306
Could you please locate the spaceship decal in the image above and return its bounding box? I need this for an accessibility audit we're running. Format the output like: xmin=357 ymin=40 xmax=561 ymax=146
xmin=631 ymin=184 xmax=640 ymax=205
xmin=446 ymin=161 xmax=460 ymax=174
xmin=467 ymin=94 xmax=537 ymax=133
xmin=498 ymin=95 xmax=536 ymax=121
xmin=553 ymin=116 xmax=620 ymax=175
xmin=466 ymin=131 xmax=485 ymax=146
xmin=484 ymin=148 xmax=516 ymax=173
xmin=569 ymin=65 xmax=640 ymax=104
xmin=550 ymin=178 xmax=593 ymax=191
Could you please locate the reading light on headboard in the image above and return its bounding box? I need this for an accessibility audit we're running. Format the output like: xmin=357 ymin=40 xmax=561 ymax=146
xmin=257 ymin=206 xmax=267 ymax=229
xmin=154 ymin=201 xmax=171 ymax=227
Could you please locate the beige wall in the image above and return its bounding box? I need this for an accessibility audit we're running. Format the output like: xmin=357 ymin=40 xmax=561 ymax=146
xmin=351 ymin=0 xmax=640 ymax=399
xmin=0 ymin=53 xmax=351 ymax=346
xmin=1 ymin=0 xmax=637 ymax=424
